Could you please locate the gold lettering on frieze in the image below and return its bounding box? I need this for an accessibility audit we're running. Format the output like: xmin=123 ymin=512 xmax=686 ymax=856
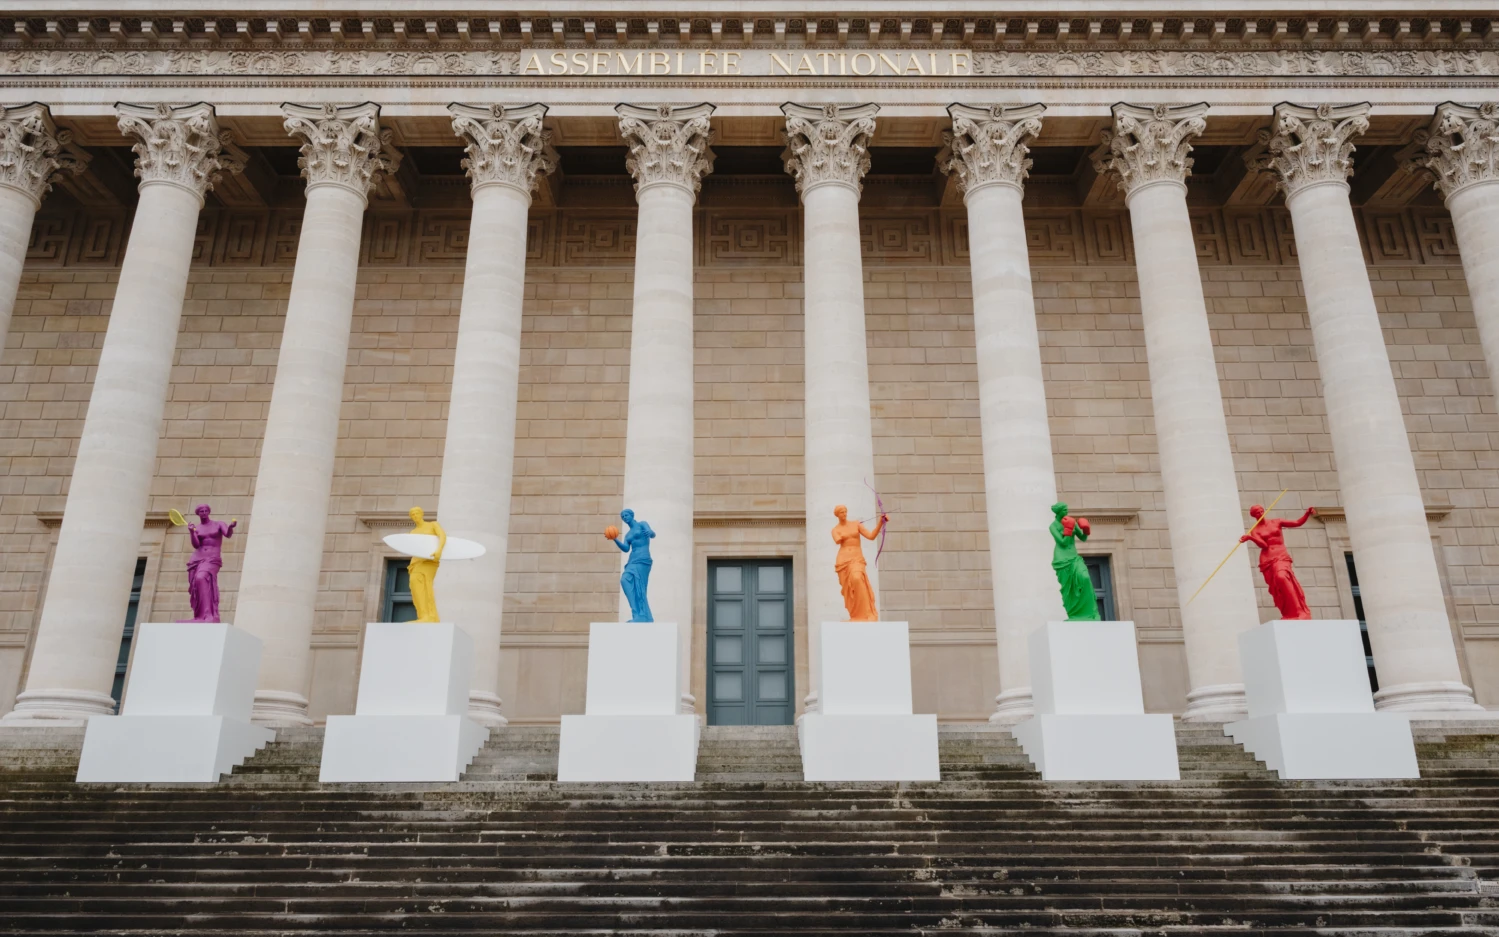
xmin=520 ymin=48 xmax=969 ymax=77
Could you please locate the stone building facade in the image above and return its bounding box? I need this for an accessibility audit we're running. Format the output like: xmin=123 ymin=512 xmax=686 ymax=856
xmin=1 ymin=1 xmax=1498 ymax=728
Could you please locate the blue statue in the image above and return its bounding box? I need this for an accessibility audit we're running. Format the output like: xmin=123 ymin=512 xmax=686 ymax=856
xmin=606 ymin=508 xmax=655 ymax=623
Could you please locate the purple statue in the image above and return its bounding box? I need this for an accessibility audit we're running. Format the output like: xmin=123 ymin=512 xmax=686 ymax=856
xmin=180 ymin=505 xmax=235 ymax=623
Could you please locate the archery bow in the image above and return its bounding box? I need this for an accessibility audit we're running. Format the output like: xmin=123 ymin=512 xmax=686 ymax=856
xmin=864 ymin=478 xmax=888 ymax=565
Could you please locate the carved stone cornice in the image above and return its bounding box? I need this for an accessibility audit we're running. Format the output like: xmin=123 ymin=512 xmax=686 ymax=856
xmin=3 ymin=46 xmax=1498 ymax=81
xmin=1406 ymin=102 xmax=1499 ymax=202
xmin=1094 ymin=102 xmax=1207 ymax=196
xmin=281 ymin=102 xmax=401 ymax=199
xmin=780 ymin=102 xmax=878 ymax=198
xmin=1250 ymin=102 xmax=1371 ymax=199
xmin=116 ymin=102 xmax=233 ymax=203
xmin=615 ymin=103 xmax=715 ymax=197
xmin=0 ymin=103 xmax=87 ymax=207
xmin=939 ymin=102 xmax=1045 ymax=198
xmin=449 ymin=102 xmax=556 ymax=196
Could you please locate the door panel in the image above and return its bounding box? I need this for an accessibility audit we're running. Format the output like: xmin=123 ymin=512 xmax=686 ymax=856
xmin=708 ymin=559 xmax=794 ymax=726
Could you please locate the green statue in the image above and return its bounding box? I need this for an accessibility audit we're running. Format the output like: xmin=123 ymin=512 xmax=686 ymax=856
xmin=1050 ymin=502 xmax=1100 ymax=621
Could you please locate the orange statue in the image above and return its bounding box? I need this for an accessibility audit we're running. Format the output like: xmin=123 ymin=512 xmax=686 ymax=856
xmin=832 ymin=504 xmax=887 ymax=622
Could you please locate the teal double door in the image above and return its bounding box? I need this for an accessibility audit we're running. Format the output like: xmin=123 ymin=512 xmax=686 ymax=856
xmin=707 ymin=559 xmax=794 ymax=726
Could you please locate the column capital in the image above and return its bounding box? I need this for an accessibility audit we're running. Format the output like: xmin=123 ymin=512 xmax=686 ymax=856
xmin=781 ymin=102 xmax=878 ymax=198
xmin=1405 ymin=102 xmax=1499 ymax=202
xmin=1094 ymin=102 xmax=1207 ymax=197
xmin=116 ymin=102 xmax=235 ymax=203
xmin=1249 ymin=101 xmax=1371 ymax=199
xmin=281 ymin=102 xmax=401 ymax=201
xmin=0 ymin=103 xmax=88 ymax=207
xmin=939 ymin=102 xmax=1045 ymax=198
xmin=616 ymin=102 xmax=715 ymax=197
xmin=449 ymin=102 xmax=556 ymax=197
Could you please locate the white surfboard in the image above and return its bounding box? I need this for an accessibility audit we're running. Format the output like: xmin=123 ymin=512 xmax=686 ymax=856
xmin=382 ymin=533 xmax=486 ymax=561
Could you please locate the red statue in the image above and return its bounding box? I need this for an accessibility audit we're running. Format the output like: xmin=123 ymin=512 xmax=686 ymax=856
xmin=1239 ymin=505 xmax=1316 ymax=620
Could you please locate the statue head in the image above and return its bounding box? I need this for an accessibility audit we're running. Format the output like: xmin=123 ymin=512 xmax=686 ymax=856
xmin=1051 ymin=502 xmax=1068 ymax=519
xmin=620 ymin=508 xmax=635 ymax=525
xmin=1249 ymin=504 xmax=1265 ymax=519
xmin=833 ymin=504 xmax=848 ymax=522
xmin=409 ymin=506 xmax=425 ymax=523
xmin=195 ymin=504 xmax=212 ymax=522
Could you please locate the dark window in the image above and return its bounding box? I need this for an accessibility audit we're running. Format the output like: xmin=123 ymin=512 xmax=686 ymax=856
xmin=381 ymin=558 xmax=419 ymax=623
xmin=1345 ymin=553 xmax=1380 ymax=692
xmin=111 ymin=557 xmax=147 ymax=706
xmin=1085 ymin=555 xmax=1116 ymax=621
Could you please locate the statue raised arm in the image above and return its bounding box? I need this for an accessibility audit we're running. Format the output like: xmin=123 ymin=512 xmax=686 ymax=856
xmin=1050 ymin=502 xmax=1100 ymax=621
xmin=831 ymin=504 xmax=886 ymax=622
xmin=1240 ymin=505 xmax=1316 ymax=620
xmin=609 ymin=508 xmax=656 ymax=622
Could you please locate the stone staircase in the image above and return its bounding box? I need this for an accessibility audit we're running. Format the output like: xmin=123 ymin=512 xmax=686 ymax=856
xmin=3 ymin=720 xmax=1499 ymax=933
xmin=462 ymin=725 xmax=560 ymax=781
xmin=695 ymin=724 xmax=804 ymax=780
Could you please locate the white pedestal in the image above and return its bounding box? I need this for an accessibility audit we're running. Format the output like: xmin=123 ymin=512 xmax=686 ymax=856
xmin=319 ymin=623 xmax=489 ymax=782
xmin=1226 ymin=620 xmax=1419 ymax=779
xmin=557 ymin=622 xmax=699 ymax=782
xmin=799 ymin=622 xmax=940 ymax=782
xmin=76 ymin=623 xmax=275 ymax=783
xmin=1011 ymin=621 xmax=1180 ymax=781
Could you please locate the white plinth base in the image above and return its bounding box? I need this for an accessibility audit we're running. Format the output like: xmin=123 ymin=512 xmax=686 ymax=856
xmin=1227 ymin=620 xmax=1420 ymax=779
xmin=797 ymin=622 xmax=940 ymax=782
xmin=76 ymin=715 xmax=274 ymax=783
xmin=557 ymin=714 xmax=699 ymax=782
xmin=558 ymin=622 xmax=697 ymax=782
xmin=1012 ymin=621 xmax=1181 ymax=781
xmin=317 ymin=622 xmax=490 ymax=782
xmin=799 ymin=713 xmax=940 ymax=782
xmin=1227 ymin=713 xmax=1419 ymax=779
xmin=75 ymin=623 xmax=272 ymax=783
xmin=319 ymin=715 xmax=489 ymax=782
xmin=1011 ymin=714 xmax=1180 ymax=781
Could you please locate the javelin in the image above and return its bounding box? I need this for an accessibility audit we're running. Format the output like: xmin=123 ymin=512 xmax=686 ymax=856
xmin=1185 ymin=488 xmax=1288 ymax=606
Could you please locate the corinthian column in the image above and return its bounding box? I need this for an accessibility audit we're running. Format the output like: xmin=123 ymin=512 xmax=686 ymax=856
xmin=438 ymin=103 xmax=555 ymax=727
xmin=235 ymin=103 xmax=400 ymax=726
xmin=4 ymin=103 xmax=232 ymax=723
xmin=0 ymin=103 xmax=86 ymax=360
xmin=1409 ymin=103 xmax=1499 ymax=416
xmin=940 ymin=104 xmax=1066 ymax=723
xmin=782 ymin=102 xmax=879 ymax=712
xmin=616 ymin=103 xmax=714 ymax=714
xmin=1257 ymin=103 xmax=1481 ymax=713
xmin=1096 ymin=103 xmax=1261 ymax=722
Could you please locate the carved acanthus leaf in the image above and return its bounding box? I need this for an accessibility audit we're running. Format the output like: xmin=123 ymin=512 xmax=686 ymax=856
xmin=939 ymin=103 xmax=1045 ymax=196
xmin=116 ymin=102 xmax=233 ymax=199
xmin=616 ymin=103 xmax=715 ymax=195
xmin=781 ymin=102 xmax=879 ymax=196
xmin=1405 ymin=102 xmax=1499 ymax=200
xmin=0 ymin=103 xmax=88 ymax=204
xmin=1250 ymin=102 xmax=1371 ymax=197
xmin=282 ymin=102 xmax=400 ymax=197
xmin=450 ymin=103 xmax=555 ymax=194
xmin=1094 ymin=102 xmax=1207 ymax=194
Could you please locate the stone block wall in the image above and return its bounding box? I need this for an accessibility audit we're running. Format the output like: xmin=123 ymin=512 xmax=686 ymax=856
xmin=1 ymin=204 xmax=1495 ymax=721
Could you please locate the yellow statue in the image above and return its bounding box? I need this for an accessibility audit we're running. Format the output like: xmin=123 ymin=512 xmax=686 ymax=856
xmin=832 ymin=504 xmax=886 ymax=622
xmin=406 ymin=506 xmax=446 ymax=623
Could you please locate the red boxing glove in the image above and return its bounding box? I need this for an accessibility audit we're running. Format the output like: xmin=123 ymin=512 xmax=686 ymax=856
xmin=1061 ymin=516 xmax=1076 ymax=536
xmin=1077 ymin=517 xmax=1091 ymax=536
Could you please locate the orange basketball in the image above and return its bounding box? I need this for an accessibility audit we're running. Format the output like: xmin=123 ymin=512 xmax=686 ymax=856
xmin=604 ymin=525 xmax=620 ymax=540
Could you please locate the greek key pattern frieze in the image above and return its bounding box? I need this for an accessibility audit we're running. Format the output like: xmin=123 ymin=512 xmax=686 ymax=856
xmin=19 ymin=205 xmax=1461 ymax=270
